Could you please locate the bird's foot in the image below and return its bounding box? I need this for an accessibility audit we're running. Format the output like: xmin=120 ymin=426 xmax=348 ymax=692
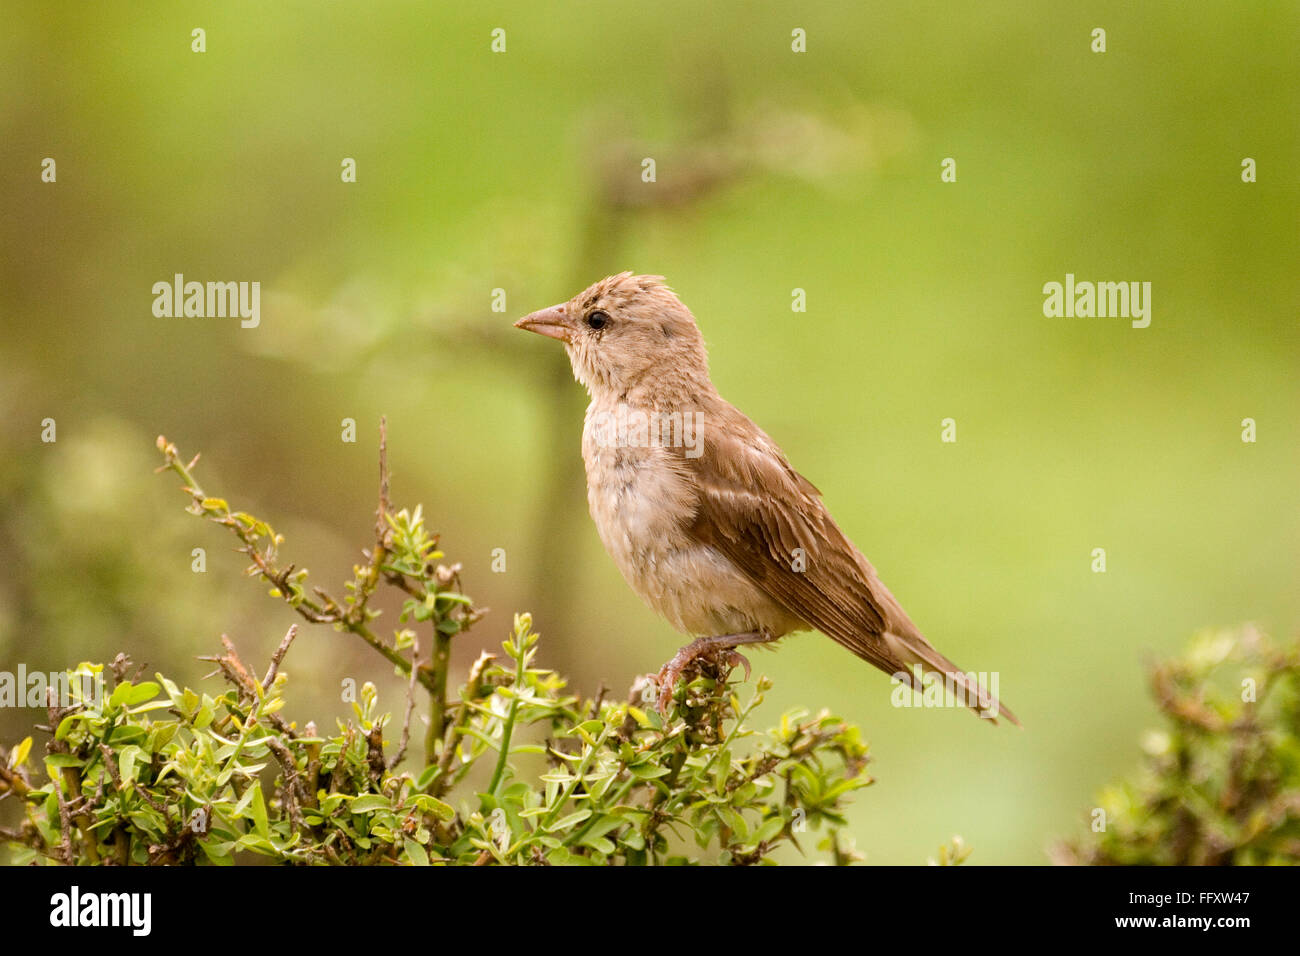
xmin=654 ymin=631 xmax=767 ymax=717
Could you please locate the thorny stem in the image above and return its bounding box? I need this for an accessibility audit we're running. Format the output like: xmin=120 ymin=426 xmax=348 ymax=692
xmin=156 ymin=426 xmax=477 ymax=780
xmin=155 ymin=434 xmax=438 ymax=696
xmin=425 ymin=629 xmax=452 ymax=767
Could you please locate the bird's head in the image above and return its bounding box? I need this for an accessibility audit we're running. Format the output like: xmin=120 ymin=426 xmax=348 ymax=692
xmin=514 ymin=273 xmax=709 ymax=398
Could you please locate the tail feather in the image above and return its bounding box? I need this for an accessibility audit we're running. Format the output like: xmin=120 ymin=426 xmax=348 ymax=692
xmin=883 ymin=631 xmax=1021 ymax=728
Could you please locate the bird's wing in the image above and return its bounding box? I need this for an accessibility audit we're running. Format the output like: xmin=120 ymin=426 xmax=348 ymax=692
xmin=677 ymin=404 xmax=1020 ymax=725
xmin=678 ymin=405 xmax=908 ymax=676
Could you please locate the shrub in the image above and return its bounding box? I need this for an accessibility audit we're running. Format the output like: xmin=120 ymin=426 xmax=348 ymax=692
xmin=1054 ymin=626 xmax=1300 ymax=865
xmin=0 ymin=426 xmax=876 ymax=865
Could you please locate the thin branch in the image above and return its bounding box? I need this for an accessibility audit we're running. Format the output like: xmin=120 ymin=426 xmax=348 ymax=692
xmin=200 ymin=634 xmax=298 ymax=739
xmin=156 ymin=435 xmax=437 ymax=695
xmin=389 ymin=634 xmax=420 ymax=771
xmin=99 ymin=744 xmax=170 ymax=820
xmin=0 ymin=759 xmax=31 ymax=799
xmin=377 ymin=415 xmax=391 ymax=540
xmin=262 ymin=623 xmax=299 ymax=689
xmin=53 ymin=774 xmax=73 ymax=866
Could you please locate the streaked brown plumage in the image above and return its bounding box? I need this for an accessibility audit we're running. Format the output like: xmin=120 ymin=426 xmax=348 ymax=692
xmin=516 ymin=273 xmax=1018 ymax=725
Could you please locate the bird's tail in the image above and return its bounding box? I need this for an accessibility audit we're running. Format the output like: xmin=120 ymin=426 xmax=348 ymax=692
xmin=883 ymin=630 xmax=1021 ymax=728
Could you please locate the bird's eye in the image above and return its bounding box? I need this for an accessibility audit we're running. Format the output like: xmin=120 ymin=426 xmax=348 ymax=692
xmin=585 ymin=310 xmax=609 ymax=331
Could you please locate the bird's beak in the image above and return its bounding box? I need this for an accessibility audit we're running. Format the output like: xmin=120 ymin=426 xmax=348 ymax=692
xmin=513 ymin=304 xmax=572 ymax=343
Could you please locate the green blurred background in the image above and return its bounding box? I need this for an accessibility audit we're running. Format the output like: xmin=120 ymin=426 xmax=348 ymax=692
xmin=2 ymin=2 xmax=1297 ymax=864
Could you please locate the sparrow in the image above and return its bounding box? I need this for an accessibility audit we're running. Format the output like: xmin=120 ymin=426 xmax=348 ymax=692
xmin=515 ymin=273 xmax=1018 ymax=725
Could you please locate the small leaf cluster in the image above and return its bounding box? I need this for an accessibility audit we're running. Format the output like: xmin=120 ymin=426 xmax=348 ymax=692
xmin=155 ymin=435 xmax=479 ymax=711
xmin=458 ymin=614 xmax=872 ymax=865
xmin=383 ymin=505 xmax=475 ymax=638
xmin=1 ymin=615 xmax=873 ymax=865
xmin=0 ymin=654 xmax=455 ymax=865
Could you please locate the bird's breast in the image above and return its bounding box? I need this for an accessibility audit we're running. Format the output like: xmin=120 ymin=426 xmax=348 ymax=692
xmin=582 ymin=406 xmax=696 ymax=576
xmin=581 ymin=402 xmax=800 ymax=638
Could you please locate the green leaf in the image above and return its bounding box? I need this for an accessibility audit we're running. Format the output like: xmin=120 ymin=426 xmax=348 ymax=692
xmin=716 ymin=806 xmax=748 ymax=840
xmin=108 ymin=681 xmax=133 ymax=710
xmin=200 ymin=839 xmax=236 ymax=865
xmin=319 ymin=793 xmax=347 ymax=815
xmin=547 ymin=809 xmax=592 ymax=832
xmin=581 ymin=814 xmax=626 ymax=840
xmin=404 ymin=837 xmax=430 ymax=866
xmin=713 ymin=748 xmax=732 ymax=793
xmin=118 ymin=745 xmax=142 ymax=788
xmin=123 ymin=682 xmax=161 ymax=706
xmin=127 ymin=700 xmax=175 ymax=714
xmin=349 ymin=794 xmax=391 ymax=814
xmin=194 ymin=701 xmax=215 ymax=730
xmin=54 ymin=715 xmax=82 ymax=742
xmin=753 ymin=815 xmax=785 ymax=845
xmin=157 ymin=674 xmax=183 ymax=704
xmin=232 ymin=784 xmax=257 ymax=818
xmin=250 ymin=782 xmax=269 ymax=837
xmin=408 ymin=794 xmax=456 ymax=821
xmin=415 ymin=765 xmax=440 ymax=791
xmin=628 ymin=764 xmax=671 ymax=779
xmin=580 ymin=835 xmax=615 ymax=855
xmin=108 ymin=725 xmax=148 ymax=746
xmin=235 ymin=834 xmax=280 ymax=856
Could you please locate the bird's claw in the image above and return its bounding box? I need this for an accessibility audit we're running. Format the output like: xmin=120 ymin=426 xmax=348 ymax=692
xmin=720 ymin=649 xmax=752 ymax=683
xmin=653 ymin=655 xmax=686 ymax=717
xmin=654 ymin=647 xmax=752 ymax=717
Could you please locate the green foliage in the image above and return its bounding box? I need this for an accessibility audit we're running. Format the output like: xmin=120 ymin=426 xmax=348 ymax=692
xmin=0 ymin=429 xmax=874 ymax=865
xmin=1055 ymin=627 xmax=1300 ymax=865
xmin=1 ymin=616 xmax=871 ymax=865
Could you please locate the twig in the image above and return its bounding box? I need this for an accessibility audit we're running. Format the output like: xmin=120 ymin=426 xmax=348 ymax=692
xmin=53 ymin=774 xmax=73 ymax=866
xmin=99 ymin=744 xmax=170 ymax=820
xmin=156 ymin=435 xmax=437 ymax=695
xmin=47 ymin=689 xmax=98 ymax=864
xmin=365 ymin=726 xmax=386 ymax=784
xmin=346 ymin=417 xmax=392 ymax=629
xmin=0 ymin=758 xmax=31 ymax=799
xmin=376 ymin=415 xmax=392 ymax=540
xmin=389 ymin=634 xmax=420 ymax=771
xmin=262 ymin=624 xmax=299 ymax=689
xmin=425 ymin=629 xmax=452 ymax=765
xmin=201 ymin=634 xmax=298 ymax=739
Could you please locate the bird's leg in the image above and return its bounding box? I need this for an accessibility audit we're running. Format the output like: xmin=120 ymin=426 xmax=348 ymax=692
xmin=655 ymin=631 xmax=774 ymax=716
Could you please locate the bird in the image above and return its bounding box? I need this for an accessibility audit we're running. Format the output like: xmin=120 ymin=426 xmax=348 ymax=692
xmin=514 ymin=272 xmax=1018 ymax=725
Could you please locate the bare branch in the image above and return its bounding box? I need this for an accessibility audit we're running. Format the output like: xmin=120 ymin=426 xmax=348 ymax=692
xmin=262 ymin=623 xmax=300 ymax=689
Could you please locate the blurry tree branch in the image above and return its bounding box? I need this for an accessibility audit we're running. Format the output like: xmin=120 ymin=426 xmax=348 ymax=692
xmin=1054 ymin=626 xmax=1300 ymax=865
xmin=424 ymin=95 xmax=913 ymax=672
